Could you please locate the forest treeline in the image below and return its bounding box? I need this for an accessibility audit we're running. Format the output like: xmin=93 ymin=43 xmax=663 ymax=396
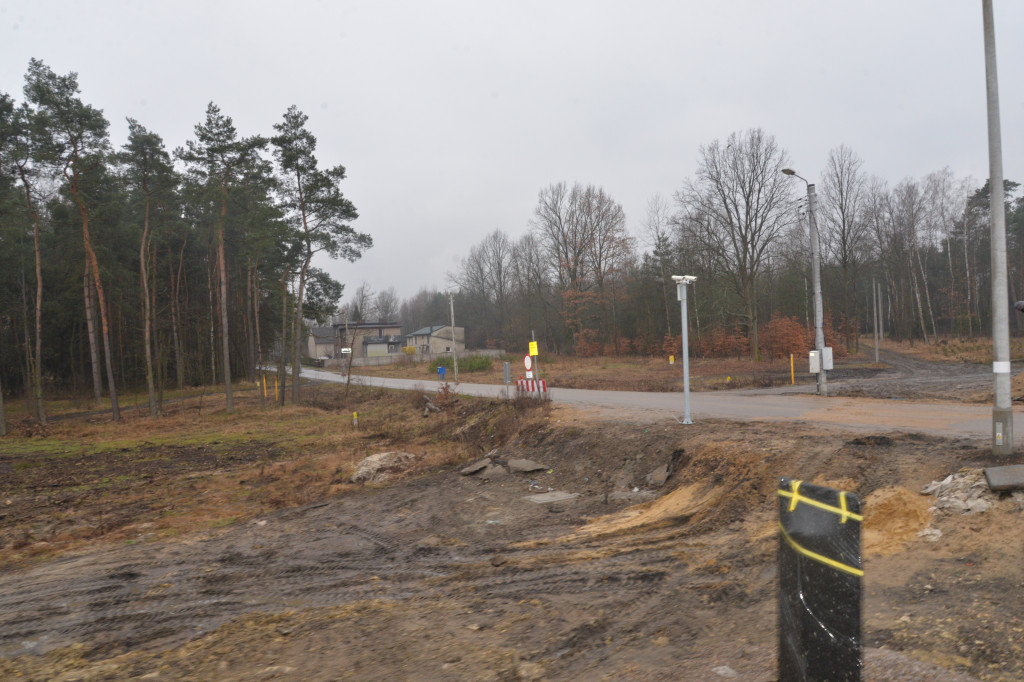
xmin=3 ymin=60 xmax=1024 ymax=432
xmin=445 ymin=129 xmax=1024 ymax=361
xmin=1 ymin=60 xmax=371 ymax=427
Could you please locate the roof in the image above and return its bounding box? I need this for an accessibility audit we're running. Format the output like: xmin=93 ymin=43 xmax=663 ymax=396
xmin=309 ymin=326 xmax=336 ymax=344
xmin=332 ymin=321 xmax=402 ymax=331
xmin=409 ymin=325 xmax=448 ymax=337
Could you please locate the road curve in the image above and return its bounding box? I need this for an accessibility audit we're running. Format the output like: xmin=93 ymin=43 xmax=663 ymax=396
xmin=300 ymin=368 xmax=1023 ymax=442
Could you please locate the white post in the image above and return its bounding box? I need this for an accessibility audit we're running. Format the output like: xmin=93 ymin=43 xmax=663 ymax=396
xmin=674 ymin=276 xmax=696 ymax=424
xmin=982 ymin=0 xmax=1013 ymax=454
xmin=680 ymin=283 xmax=692 ymax=424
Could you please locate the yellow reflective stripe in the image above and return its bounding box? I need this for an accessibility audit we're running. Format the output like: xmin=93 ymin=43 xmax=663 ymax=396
xmin=778 ymin=487 xmax=864 ymax=523
xmin=788 ymin=480 xmax=802 ymax=511
xmin=778 ymin=522 xmax=864 ymax=577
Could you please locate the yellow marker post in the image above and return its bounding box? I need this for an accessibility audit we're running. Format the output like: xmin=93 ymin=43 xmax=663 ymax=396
xmin=262 ymin=373 xmax=267 ymax=398
xmin=352 ymin=411 xmax=358 ymax=428
xmin=528 ymin=340 xmax=540 ymax=382
xmin=790 ymin=354 xmax=795 ymax=385
xmin=669 ymin=355 xmax=675 ymax=365
xmin=275 ymin=375 xmax=279 ymax=402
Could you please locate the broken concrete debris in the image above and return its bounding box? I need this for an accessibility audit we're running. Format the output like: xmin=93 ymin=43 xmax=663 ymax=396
xmin=507 ymin=458 xmax=548 ymax=473
xmin=349 ymin=451 xmax=418 ymax=484
xmin=479 ymin=464 xmax=509 ymax=481
xmin=460 ymin=458 xmax=491 ymax=476
xmin=921 ymin=468 xmax=997 ymax=515
xmin=526 ymin=491 xmax=579 ymax=504
xmin=645 ymin=464 xmax=671 ymax=487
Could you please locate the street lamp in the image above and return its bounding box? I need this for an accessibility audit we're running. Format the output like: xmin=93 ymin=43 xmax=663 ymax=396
xmin=782 ymin=168 xmax=827 ymax=396
xmin=672 ymin=275 xmax=696 ymax=424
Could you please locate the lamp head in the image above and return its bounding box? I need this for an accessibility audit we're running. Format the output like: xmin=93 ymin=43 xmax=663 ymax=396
xmin=671 ymin=275 xmax=697 ymax=284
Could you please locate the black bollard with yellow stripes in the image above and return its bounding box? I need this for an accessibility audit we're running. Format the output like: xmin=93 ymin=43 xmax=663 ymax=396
xmin=778 ymin=477 xmax=862 ymax=681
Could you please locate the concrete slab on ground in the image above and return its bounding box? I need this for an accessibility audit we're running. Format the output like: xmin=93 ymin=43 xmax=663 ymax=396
xmin=525 ymin=491 xmax=579 ymax=504
xmin=984 ymin=464 xmax=1024 ymax=491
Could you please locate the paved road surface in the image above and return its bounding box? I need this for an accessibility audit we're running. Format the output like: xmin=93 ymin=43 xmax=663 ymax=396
xmin=300 ymin=368 xmax=1023 ymax=442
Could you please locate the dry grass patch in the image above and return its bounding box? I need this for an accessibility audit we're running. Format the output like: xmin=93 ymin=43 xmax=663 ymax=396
xmin=0 ymin=383 xmax=548 ymax=567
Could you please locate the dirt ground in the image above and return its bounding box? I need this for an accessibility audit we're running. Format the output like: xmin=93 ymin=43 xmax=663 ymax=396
xmin=2 ymin=350 xmax=1024 ymax=681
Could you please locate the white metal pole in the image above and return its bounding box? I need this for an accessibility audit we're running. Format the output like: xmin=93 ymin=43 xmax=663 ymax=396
xmin=983 ymin=0 xmax=1013 ymax=454
xmin=680 ymin=282 xmax=693 ymax=424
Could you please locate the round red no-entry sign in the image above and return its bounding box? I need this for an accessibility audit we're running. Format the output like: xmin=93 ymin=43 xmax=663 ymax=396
xmin=523 ymin=354 xmax=533 ymax=371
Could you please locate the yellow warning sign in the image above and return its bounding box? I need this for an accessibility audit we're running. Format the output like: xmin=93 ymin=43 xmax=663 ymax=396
xmin=529 ymin=341 xmax=538 ymax=356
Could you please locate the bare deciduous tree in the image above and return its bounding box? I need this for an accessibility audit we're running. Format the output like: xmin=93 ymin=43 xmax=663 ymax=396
xmin=820 ymin=145 xmax=869 ymax=350
xmin=642 ymin=193 xmax=675 ymax=336
xmin=374 ymin=286 xmax=400 ymax=322
xmin=675 ymin=128 xmax=792 ymax=357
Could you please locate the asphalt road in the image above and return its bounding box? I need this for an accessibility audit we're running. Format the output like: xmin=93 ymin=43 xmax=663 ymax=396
xmin=300 ymin=368 xmax=1024 ymax=442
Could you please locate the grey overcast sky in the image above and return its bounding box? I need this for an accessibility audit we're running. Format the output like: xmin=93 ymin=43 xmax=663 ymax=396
xmin=3 ymin=1 xmax=1022 ymax=302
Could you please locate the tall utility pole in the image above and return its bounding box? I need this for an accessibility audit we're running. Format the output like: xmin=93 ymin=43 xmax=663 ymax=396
xmin=982 ymin=0 xmax=1013 ymax=454
xmin=783 ymin=169 xmax=827 ymax=396
xmin=449 ymin=292 xmax=459 ymax=384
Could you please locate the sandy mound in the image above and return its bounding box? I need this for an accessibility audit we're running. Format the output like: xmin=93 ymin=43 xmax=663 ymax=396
xmin=576 ymin=483 xmax=721 ymax=537
xmin=863 ymin=486 xmax=932 ymax=557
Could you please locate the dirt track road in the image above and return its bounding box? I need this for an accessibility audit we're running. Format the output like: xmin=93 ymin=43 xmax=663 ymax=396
xmin=304 ymin=358 xmax=1023 ymax=442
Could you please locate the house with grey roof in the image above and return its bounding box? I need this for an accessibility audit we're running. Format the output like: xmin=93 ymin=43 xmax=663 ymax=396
xmin=405 ymin=324 xmax=465 ymax=355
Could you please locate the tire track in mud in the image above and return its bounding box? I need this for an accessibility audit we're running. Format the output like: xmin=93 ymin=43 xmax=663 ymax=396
xmin=0 ymin=496 xmax=675 ymax=655
xmin=0 ymin=488 xmax=760 ymax=660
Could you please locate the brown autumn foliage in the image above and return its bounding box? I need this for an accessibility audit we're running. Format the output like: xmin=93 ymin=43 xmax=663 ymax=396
xmin=708 ymin=326 xmax=749 ymax=360
xmin=760 ymin=315 xmax=811 ymax=360
xmin=574 ymin=329 xmax=602 ymax=358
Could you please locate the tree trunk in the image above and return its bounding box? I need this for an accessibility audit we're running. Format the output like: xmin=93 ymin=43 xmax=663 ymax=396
xmin=292 ymin=260 xmax=310 ymax=404
xmin=278 ymin=271 xmax=290 ymax=406
xmin=245 ymin=263 xmax=256 ymax=383
xmin=910 ymin=264 xmax=929 ymax=345
xmin=84 ymin=260 xmax=103 ymax=403
xmin=208 ymin=264 xmax=217 ymax=386
xmin=915 ymin=247 xmax=938 ymax=341
xmin=140 ymin=197 xmax=158 ymax=417
xmin=19 ymin=271 xmax=36 ymax=418
xmin=169 ymin=246 xmax=185 ymax=390
xmin=252 ymin=265 xmax=265 ymax=407
xmin=217 ymin=187 xmax=233 ymax=412
xmin=963 ymin=219 xmax=974 ymax=336
xmin=0 ymin=369 xmax=6 ymax=436
xmin=78 ymin=199 xmax=120 ymax=421
xmin=18 ymin=169 xmax=45 ymax=423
